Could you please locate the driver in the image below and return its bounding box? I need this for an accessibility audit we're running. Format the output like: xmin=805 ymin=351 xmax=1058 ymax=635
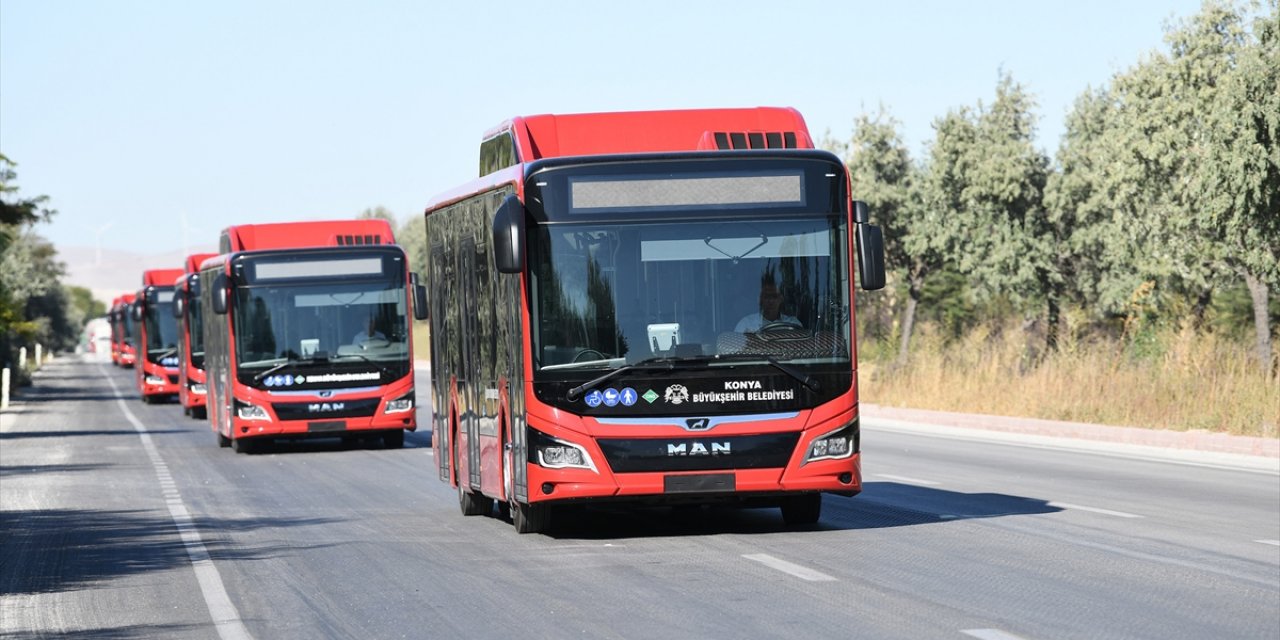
xmin=735 ymin=279 xmax=800 ymax=332
xmin=353 ymin=316 xmax=387 ymax=347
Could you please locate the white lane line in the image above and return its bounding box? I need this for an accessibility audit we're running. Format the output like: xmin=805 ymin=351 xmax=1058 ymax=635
xmin=742 ymin=553 xmax=837 ymax=582
xmin=102 ymin=367 xmax=253 ymax=640
xmin=1256 ymin=540 xmax=1280 ymax=546
xmin=962 ymin=629 xmax=1030 ymax=640
xmin=1047 ymin=501 xmax=1143 ymax=519
xmin=873 ymin=473 xmax=940 ymax=486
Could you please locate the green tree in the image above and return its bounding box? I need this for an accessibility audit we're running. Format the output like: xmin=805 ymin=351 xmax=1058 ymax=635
xmin=919 ymin=74 xmax=1055 ymax=349
xmin=842 ymin=110 xmax=936 ymax=364
xmin=1 ymin=154 xmax=65 ymax=375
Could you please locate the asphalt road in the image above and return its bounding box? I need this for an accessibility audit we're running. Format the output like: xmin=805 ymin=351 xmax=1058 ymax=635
xmin=2 ymin=356 xmax=1277 ymax=639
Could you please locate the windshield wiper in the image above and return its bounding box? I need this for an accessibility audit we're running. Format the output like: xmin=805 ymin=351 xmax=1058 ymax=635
xmin=329 ymin=352 xmax=395 ymax=378
xmin=252 ymin=358 xmax=307 ymax=383
xmin=149 ymin=347 xmax=178 ymax=360
xmin=565 ymin=356 xmax=691 ymax=401
xmin=565 ymin=353 xmax=819 ymax=402
xmin=711 ymin=353 xmax=820 ymax=392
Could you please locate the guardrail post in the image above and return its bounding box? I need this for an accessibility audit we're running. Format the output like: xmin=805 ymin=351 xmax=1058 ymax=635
xmin=2 ymin=368 xmax=9 ymax=410
xmin=35 ymin=344 xmax=43 ymax=368
xmin=18 ymin=347 xmax=26 ymax=370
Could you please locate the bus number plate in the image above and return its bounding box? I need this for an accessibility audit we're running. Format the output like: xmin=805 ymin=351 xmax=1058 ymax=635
xmin=307 ymin=420 xmax=347 ymax=433
xmin=664 ymin=473 xmax=735 ymax=494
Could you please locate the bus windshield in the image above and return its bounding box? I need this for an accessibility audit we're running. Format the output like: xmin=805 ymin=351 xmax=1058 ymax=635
xmin=527 ymin=214 xmax=851 ymax=378
xmin=188 ymin=289 xmax=205 ymax=368
xmin=143 ymin=290 xmax=180 ymax=363
xmin=232 ymin=279 xmax=410 ymax=371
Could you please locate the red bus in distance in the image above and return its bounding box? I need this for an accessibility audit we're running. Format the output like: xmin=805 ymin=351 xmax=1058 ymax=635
xmin=109 ymin=293 xmax=137 ymax=368
xmin=423 ymin=107 xmax=886 ymax=533
xmin=132 ymin=268 xmax=185 ymax=403
xmin=199 ymin=219 xmax=426 ymax=453
xmin=175 ymin=253 xmax=217 ymax=419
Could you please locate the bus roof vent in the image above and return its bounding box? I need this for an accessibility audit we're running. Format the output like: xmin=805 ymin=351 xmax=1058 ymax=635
xmin=337 ymin=234 xmax=382 ymax=246
xmin=699 ymin=130 xmax=802 ymax=150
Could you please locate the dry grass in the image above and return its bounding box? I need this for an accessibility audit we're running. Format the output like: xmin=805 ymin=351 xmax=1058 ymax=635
xmin=861 ymin=321 xmax=1279 ymax=438
xmin=412 ymin=322 xmax=430 ymax=363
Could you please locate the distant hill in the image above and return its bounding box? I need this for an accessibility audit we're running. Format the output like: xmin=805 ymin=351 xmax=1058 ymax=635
xmin=57 ymin=244 xmax=217 ymax=306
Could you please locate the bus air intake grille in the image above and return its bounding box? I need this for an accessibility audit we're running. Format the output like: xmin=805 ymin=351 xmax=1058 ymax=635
xmin=596 ymin=433 xmax=800 ymax=473
xmin=336 ymin=235 xmax=383 ymax=246
xmin=711 ymin=131 xmax=797 ymax=150
xmin=271 ymin=397 xmax=381 ymax=420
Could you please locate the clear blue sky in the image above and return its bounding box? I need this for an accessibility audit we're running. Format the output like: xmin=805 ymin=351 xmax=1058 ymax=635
xmin=2 ymin=0 xmax=1206 ymax=255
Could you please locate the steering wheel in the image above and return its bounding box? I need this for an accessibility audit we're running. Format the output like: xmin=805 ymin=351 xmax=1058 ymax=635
xmin=573 ymin=349 xmax=608 ymax=363
xmin=758 ymin=320 xmax=804 ymax=332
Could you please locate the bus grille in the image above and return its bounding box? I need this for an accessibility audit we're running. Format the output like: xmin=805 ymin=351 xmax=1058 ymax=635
xmin=271 ymin=397 xmax=380 ymax=420
xmin=596 ymin=433 xmax=800 ymax=473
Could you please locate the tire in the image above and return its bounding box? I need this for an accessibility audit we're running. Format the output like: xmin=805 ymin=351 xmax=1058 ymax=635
xmin=456 ymin=441 xmax=492 ymax=516
xmin=512 ymin=500 xmax=550 ymax=534
xmin=216 ymin=429 xmax=231 ymax=448
xmin=383 ymin=429 xmax=405 ymax=449
xmin=781 ymin=493 xmax=822 ymax=526
xmin=232 ymin=436 xmax=256 ymax=454
xmin=193 ymin=406 xmax=207 ymax=421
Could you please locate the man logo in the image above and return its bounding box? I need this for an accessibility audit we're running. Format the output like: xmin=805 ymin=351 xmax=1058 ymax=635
xmin=666 ymin=441 xmax=731 ymax=456
xmin=318 ymin=390 xmax=334 ymax=398
xmin=685 ymin=418 xmax=711 ymax=431
xmin=308 ymin=402 xmax=346 ymax=412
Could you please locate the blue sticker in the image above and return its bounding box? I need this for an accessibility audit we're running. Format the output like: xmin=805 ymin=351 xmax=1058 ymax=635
xmin=264 ymin=376 xmax=275 ymax=387
xmin=603 ymin=388 xmax=620 ymax=407
xmin=283 ymin=374 xmax=294 ymax=386
xmin=584 ymin=390 xmax=603 ymax=408
xmin=620 ymin=387 xmax=638 ymax=407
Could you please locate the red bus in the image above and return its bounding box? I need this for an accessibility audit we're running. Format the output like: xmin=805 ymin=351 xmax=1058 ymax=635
xmin=174 ymin=253 xmax=218 ymax=419
xmin=132 ymin=268 xmax=185 ymax=403
xmin=109 ymin=293 xmax=137 ymax=368
xmin=423 ymin=107 xmax=886 ymax=533
xmin=199 ymin=219 xmax=426 ymax=453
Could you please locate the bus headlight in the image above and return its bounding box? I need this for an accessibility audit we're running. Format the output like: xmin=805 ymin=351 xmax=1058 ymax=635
xmin=804 ymin=420 xmax=858 ymax=464
xmin=235 ymin=399 xmax=270 ymax=421
xmin=385 ymin=393 xmax=414 ymax=414
xmin=145 ymin=375 xmax=166 ymax=385
xmin=190 ymin=383 xmax=206 ymax=395
xmin=529 ymin=428 xmax=597 ymax=472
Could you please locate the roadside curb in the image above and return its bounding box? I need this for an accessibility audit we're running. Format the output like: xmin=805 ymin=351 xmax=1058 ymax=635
xmin=860 ymin=403 xmax=1279 ymax=460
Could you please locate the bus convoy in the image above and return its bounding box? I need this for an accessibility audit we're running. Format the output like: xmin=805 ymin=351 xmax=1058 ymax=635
xmin=103 ymin=106 xmax=885 ymax=534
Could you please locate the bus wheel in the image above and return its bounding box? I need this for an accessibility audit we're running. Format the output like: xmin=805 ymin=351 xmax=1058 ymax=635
xmin=216 ymin=429 xmax=231 ymax=448
xmin=512 ymin=501 xmax=550 ymax=534
xmin=781 ymin=494 xmax=822 ymax=526
xmin=383 ymin=429 xmax=405 ymax=449
xmin=456 ymin=444 xmax=492 ymax=516
xmin=232 ymin=437 xmax=256 ymax=454
xmin=193 ymin=406 xmax=207 ymax=421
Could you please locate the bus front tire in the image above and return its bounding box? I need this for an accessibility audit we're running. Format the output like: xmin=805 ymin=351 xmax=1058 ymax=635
xmin=232 ymin=436 xmax=255 ymax=454
xmin=512 ymin=501 xmax=550 ymax=534
xmin=216 ymin=429 xmax=231 ymax=448
xmin=781 ymin=493 xmax=822 ymax=526
xmin=383 ymin=429 xmax=405 ymax=449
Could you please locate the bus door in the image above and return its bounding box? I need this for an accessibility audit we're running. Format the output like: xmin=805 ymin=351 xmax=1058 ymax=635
xmin=459 ymin=234 xmax=482 ymax=491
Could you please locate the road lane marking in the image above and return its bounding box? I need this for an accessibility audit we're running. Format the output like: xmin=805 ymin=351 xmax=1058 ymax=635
xmin=1256 ymin=540 xmax=1280 ymax=546
xmin=102 ymin=367 xmax=253 ymax=640
xmin=873 ymin=473 xmax=940 ymax=486
xmin=742 ymin=553 xmax=837 ymax=582
xmin=962 ymin=629 xmax=1030 ymax=640
xmin=1047 ymin=501 xmax=1143 ymax=518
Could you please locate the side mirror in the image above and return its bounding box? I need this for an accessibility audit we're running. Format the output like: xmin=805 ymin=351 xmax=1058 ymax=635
xmin=856 ymin=223 xmax=887 ymax=291
xmin=492 ymin=195 xmax=526 ymax=274
xmin=411 ymin=272 xmax=428 ymax=321
xmin=172 ymin=292 xmax=186 ymax=318
xmin=853 ymin=200 xmax=871 ymax=224
xmin=211 ymin=273 xmax=230 ymax=315
xmin=130 ymin=301 xmax=144 ymax=322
